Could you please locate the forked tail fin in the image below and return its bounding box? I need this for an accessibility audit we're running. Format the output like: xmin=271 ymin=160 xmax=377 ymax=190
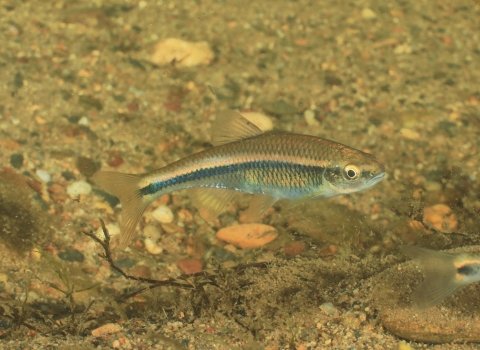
xmin=400 ymin=245 xmax=469 ymax=309
xmin=93 ymin=171 xmax=151 ymax=250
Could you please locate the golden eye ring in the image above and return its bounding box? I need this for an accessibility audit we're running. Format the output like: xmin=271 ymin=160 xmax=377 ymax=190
xmin=344 ymin=164 xmax=361 ymax=180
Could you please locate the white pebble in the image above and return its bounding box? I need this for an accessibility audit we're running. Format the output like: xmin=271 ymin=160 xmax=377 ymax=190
xmin=151 ymin=38 xmax=214 ymax=67
xmin=400 ymin=127 xmax=420 ymax=140
xmin=361 ymin=8 xmax=377 ymax=19
xmin=143 ymin=225 xmax=161 ymax=240
xmin=304 ymin=110 xmax=319 ymax=126
xmin=36 ymin=169 xmax=51 ymax=182
xmin=394 ymin=43 xmax=412 ymax=55
xmin=67 ymin=181 xmax=92 ymax=196
xmin=152 ymin=205 xmax=174 ymax=224
xmin=96 ymin=223 xmax=120 ymax=239
xmin=78 ymin=116 xmax=89 ymax=125
xmin=319 ymin=302 xmax=339 ymax=316
xmin=145 ymin=238 xmax=163 ymax=255
xmin=240 ymin=112 xmax=274 ymax=131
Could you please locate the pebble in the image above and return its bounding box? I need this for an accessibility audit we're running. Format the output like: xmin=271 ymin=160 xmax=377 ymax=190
xmin=78 ymin=116 xmax=89 ymax=125
xmin=10 ymin=153 xmax=24 ymax=169
xmin=144 ymin=238 xmax=163 ymax=255
xmin=381 ymin=305 xmax=480 ymax=343
xmin=151 ymin=38 xmax=214 ymax=67
xmin=36 ymin=169 xmax=51 ymax=183
xmin=67 ymin=181 xmax=92 ymax=196
xmin=304 ymin=109 xmax=319 ymax=126
xmin=61 ymin=171 xmax=75 ymax=181
xmin=76 ymin=156 xmax=99 ymax=177
xmin=96 ymin=223 xmax=120 ymax=239
xmin=240 ymin=112 xmax=273 ymax=131
xmin=319 ymin=302 xmax=339 ymax=316
xmin=361 ymin=8 xmax=377 ymax=19
xmin=408 ymin=220 xmax=427 ymax=232
xmin=216 ymin=224 xmax=278 ymax=248
xmin=78 ymin=95 xmax=103 ymax=111
xmin=262 ymin=100 xmax=299 ymax=115
xmin=58 ymin=249 xmax=85 ymax=262
xmin=178 ymin=259 xmax=202 ymax=274
xmin=423 ymin=204 xmax=458 ymax=233
xmin=400 ymin=128 xmax=420 ymax=140
xmin=114 ymin=258 xmax=136 ymax=268
xmin=284 ymin=242 xmax=305 ymax=256
xmin=394 ymin=43 xmax=413 ymax=55
xmin=207 ymin=247 xmax=237 ymax=262
xmin=398 ymin=342 xmax=415 ymax=350
xmin=152 ymin=205 xmax=174 ymax=224
xmin=107 ymin=150 xmax=124 ymax=168
xmin=423 ymin=181 xmax=442 ymax=192
xmin=91 ymin=323 xmax=122 ymax=337
xmin=143 ymin=224 xmax=161 ymax=240
xmin=0 ymin=139 xmax=20 ymax=149
xmin=177 ymin=208 xmax=193 ymax=223
xmin=130 ymin=265 xmax=152 ymax=279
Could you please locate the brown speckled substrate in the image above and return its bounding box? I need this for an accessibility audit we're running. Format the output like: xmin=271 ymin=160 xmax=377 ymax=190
xmin=1 ymin=0 xmax=480 ymax=348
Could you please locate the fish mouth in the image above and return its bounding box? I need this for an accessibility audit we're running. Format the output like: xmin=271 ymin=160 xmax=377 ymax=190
xmin=367 ymin=172 xmax=386 ymax=187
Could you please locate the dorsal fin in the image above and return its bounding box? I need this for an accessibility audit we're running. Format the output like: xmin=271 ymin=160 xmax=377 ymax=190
xmin=211 ymin=110 xmax=263 ymax=146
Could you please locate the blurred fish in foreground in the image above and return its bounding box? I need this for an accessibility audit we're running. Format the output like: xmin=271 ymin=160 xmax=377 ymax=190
xmin=93 ymin=110 xmax=385 ymax=250
xmin=401 ymin=245 xmax=480 ymax=309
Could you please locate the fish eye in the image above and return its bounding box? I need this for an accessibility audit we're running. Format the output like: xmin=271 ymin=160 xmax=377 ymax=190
xmin=343 ymin=164 xmax=361 ymax=180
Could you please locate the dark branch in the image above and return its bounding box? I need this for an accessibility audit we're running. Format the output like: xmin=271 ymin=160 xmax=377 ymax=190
xmin=83 ymin=219 xmax=271 ymax=299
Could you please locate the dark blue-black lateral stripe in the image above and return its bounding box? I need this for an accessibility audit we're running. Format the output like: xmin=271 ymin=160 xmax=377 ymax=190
xmin=457 ymin=263 xmax=480 ymax=276
xmin=139 ymin=161 xmax=324 ymax=196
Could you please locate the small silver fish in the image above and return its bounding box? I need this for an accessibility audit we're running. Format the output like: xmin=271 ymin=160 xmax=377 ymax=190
xmin=93 ymin=110 xmax=385 ymax=250
xmin=401 ymin=245 xmax=480 ymax=309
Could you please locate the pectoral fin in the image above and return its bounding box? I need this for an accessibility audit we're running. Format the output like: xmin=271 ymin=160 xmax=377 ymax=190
xmin=282 ymin=192 xmax=325 ymax=212
xmin=244 ymin=194 xmax=279 ymax=222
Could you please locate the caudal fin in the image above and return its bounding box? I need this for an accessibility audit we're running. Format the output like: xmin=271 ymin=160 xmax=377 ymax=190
xmin=400 ymin=245 xmax=468 ymax=309
xmin=93 ymin=171 xmax=150 ymax=250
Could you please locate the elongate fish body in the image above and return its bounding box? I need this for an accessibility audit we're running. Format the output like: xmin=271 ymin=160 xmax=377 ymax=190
xmin=93 ymin=110 xmax=385 ymax=250
xmin=401 ymin=245 xmax=480 ymax=309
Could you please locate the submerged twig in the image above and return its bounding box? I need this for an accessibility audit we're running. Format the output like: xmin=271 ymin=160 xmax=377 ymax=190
xmin=83 ymin=219 xmax=270 ymax=299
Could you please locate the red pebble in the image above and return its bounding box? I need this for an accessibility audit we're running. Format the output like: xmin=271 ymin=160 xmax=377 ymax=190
xmin=107 ymin=151 xmax=124 ymax=168
xmin=177 ymin=259 xmax=202 ymax=274
xmin=127 ymin=102 xmax=139 ymax=111
xmin=441 ymin=36 xmax=453 ymax=45
xmin=284 ymin=242 xmax=305 ymax=256
xmin=205 ymin=327 xmax=216 ymax=334
xmin=164 ymin=101 xmax=182 ymax=111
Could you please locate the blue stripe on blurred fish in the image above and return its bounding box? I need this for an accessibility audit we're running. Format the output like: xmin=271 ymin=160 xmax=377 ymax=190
xmin=93 ymin=110 xmax=385 ymax=250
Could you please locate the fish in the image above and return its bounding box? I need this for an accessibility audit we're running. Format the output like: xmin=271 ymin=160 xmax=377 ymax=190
xmin=400 ymin=245 xmax=480 ymax=309
xmin=93 ymin=110 xmax=386 ymax=250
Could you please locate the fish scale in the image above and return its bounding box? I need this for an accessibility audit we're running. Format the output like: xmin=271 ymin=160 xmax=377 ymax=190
xmin=141 ymin=134 xmax=334 ymax=199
